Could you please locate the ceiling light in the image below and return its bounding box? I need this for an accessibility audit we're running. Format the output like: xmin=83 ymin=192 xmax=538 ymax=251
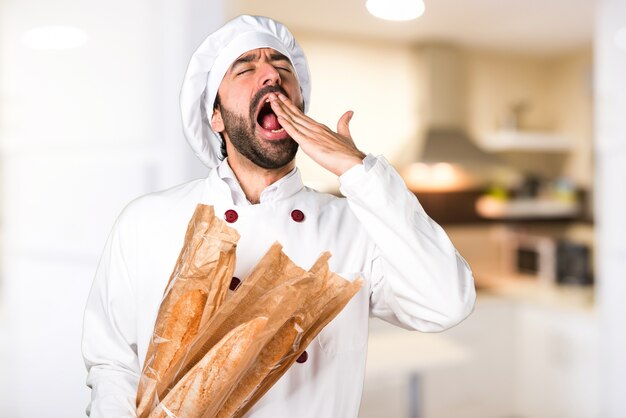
xmin=21 ymin=26 xmax=89 ymax=50
xmin=614 ymin=27 xmax=626 ymax=50
xmin=366 ymin=0 xmax=425 ymax=21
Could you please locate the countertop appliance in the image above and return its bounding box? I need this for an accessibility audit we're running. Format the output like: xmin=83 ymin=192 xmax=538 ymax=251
xmin=506 ymin=233 xmax=593 ymax=285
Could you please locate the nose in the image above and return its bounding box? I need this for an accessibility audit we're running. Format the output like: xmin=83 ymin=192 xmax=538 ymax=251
xmin=259 ymin=62 xmax=281 ymax=87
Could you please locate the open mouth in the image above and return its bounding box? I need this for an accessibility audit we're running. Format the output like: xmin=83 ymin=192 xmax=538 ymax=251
xmin=256 ymin=98 xmax=285 ymax=135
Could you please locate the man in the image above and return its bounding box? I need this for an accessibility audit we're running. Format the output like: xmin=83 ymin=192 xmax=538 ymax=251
xmin=82 ymin=15 xmax=475 ymax=417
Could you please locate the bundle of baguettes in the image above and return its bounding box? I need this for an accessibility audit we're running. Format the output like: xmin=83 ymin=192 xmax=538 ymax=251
xmin=137 ymin=204 xmax=364 ymax=418
xmin=136 ymin=204 xmax=240 ymax=417
xmin=216 ymin=251 xmax=363 ymax=418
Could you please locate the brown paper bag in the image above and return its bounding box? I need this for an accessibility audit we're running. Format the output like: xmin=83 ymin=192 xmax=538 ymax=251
xmin=139 ymin=211 xmax=364 ymax=418
xmin=156 ymin=242 xmax=311 ymax=404
xmin=136 ymin=204 xmax=240 ymax=417
xmin=222 ymin=254 xmax=363 ymax=418
xmin=147 ymin=317 xmax=269 ymax=418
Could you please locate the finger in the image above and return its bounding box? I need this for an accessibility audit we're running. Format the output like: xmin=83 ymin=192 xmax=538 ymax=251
xmin=277 ymin=93 xmax=306 ymax=115
xmin=270 ymin=97 xmax=325 ymax=133
xmin=337 ymin=111 xmax=354 ymax=139
xmin=276 ymin=114 xmax=309 ymax=144
xmin=275 ymin=94 xmax=328 ymax=131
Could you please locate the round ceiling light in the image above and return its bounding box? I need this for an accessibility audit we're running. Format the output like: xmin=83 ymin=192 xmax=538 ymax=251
xmin=366 ymin=0 xmax=425 ymax=21
xmin=21 ymin=26 xmax=89 ymax=50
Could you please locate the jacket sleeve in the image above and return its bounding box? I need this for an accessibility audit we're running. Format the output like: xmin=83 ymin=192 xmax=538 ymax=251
xmin=82 ymin=208 xmax=140 ymax=417
xmin=339 ymin=155 xmax=476 ymax=332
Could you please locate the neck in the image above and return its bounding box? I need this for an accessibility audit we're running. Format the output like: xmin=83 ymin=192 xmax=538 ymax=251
xmin=226 ymin=153 xmax=295 ymax=204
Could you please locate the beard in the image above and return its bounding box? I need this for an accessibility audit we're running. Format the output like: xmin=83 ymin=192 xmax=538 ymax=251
xmin=219 ymin=85 xmax=303 ymax=170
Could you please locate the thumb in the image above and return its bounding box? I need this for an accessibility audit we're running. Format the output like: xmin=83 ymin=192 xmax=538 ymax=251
xmin=337 ymin=111 xmax=354 ymax=138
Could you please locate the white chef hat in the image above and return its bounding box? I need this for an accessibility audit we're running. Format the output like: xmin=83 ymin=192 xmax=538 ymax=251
xmin=180 ymin=15 xmax=311 ymax=168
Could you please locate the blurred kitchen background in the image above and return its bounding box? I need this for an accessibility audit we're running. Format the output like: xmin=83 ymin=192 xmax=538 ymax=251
xmin=1 ymin=0 xmax=625 ymax=417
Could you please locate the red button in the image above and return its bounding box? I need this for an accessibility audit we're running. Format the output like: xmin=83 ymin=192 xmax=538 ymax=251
xmin=291 ymin=209 xmax=305 ymax=222
xmin=229 ymin=277 xmax=241 ymax=291
xmin=296 ymin=350 xmax=308 ymax=363
xmin=224 ymin=209 xmax=238 ymax=223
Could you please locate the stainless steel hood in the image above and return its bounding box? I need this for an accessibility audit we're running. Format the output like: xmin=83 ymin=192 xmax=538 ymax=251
xmin=420 ymin=128 xmax=501 ymax=167
xmin=415 ymin=44 xmax=499 ymax=167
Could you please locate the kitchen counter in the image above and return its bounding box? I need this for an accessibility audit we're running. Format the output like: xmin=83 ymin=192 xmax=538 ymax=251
xmin=361 ymin=273 xmax=598 ymax=418
xmin=366 ymin=319 xmax=469 ymax=377
xmin=475 ymin=273 xmax=595 ymax=313
xmin=363 ymin=272 xmax=595 ymax=380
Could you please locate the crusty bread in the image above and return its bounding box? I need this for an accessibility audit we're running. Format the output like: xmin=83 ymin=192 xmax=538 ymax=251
xmin=140 ymin=240 xmax=363 ymax=418
xmin=148 ymin=317 xmax=269 ymax=418
xmin=156 ymin=243 xmax=308 ymax=401
xmin=214 ymin=254 xmax=331 ymax=418
xmin=136 ymin=205 xmax=239 ymax=417
xmin=232 ymin=266 xmax=363 ymax=417
xmin=216 ymin=318 xmax=302 ymax=418
xmin=155 ymin=289 xmax=206 ymax=371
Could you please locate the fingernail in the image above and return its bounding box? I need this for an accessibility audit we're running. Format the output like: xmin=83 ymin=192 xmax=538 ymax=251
xmin=278 ymin=93 xmax=287 ymax=100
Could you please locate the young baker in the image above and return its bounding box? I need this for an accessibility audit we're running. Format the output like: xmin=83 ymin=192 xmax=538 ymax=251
xmin=82 ymin=14 xmax=476 ymax=417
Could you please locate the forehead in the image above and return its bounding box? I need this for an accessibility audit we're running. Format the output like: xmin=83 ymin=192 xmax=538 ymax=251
xmin=228 ymin=48 xmax=291 ymax=68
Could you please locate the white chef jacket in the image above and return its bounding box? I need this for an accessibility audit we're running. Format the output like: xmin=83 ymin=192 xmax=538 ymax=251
xmin=82 ymin=154 xmax=476 ymax=418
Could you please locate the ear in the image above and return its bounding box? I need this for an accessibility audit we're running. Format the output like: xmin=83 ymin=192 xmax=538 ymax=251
xmin=211 ymin=107 xmax=225 ymax=133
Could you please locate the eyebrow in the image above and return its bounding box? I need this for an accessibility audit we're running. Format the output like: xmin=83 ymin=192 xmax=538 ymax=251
xmin=229 ymin=51 xmax=292 ymax=73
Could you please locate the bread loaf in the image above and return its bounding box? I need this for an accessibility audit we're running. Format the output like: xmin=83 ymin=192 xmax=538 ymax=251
xmin=148 ymin=317 xmax=269 ymax=418
xmin=139 ymin=239 xmax=363 ymax=418
xmin=147 ymin=288 xmax=207 ymax=375
xmin=216 ymin=318 xmax=302 ymax=418
xmin=232 ymin=261 xmax=363 ymax=417
xmin=156 ymin=243 xmax=308 ymax=400
xmin=136 ymin=204 xmax=239 ymax=417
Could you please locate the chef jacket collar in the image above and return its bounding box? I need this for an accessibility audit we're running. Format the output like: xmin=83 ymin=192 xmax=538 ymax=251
xmin=215 ymin=158 xmax=303 ymax=205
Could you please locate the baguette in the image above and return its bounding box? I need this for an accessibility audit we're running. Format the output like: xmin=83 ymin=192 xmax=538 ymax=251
xmin=232 ymin=260 xmax=363 ymax=417
xmin=156 ymin=243 xmax=308 ymax=401
xmin=216 ymin=318 xmax=302 ymax=418
xmin=214 ymin=255 xmax=332 ymax=418
xmin=148 ymin=317 xmax=269 ymax=418
xmin=146 ymin=288 xmax=207 ymax=377
xmin=136 ymin=204 xmax=239 ymax=417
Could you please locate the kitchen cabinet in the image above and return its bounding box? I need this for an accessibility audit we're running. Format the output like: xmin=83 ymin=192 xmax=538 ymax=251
xmin=360 ymin=318 xmax=470 ymax=418
xmin=481 ymin=130 xmax=573 ymax=152
xmin=359 ymin=280 xmax=599 ymax=418
xmin=419 ymin=294 xmax=517 ymax=418
xmin=359 ymin=295 xmax=517 ymax=418
xmin=514 ymin=302 xmax=600 ymax=418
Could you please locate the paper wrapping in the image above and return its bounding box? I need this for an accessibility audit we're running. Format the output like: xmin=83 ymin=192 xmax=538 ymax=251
xmin=137 ymin=206 xmax=364 ymax=418
xmin=136 ymin=204 xmax=240 ymax=417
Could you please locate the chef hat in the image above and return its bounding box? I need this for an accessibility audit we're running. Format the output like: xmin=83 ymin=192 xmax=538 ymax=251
xmin=180 ymin=15 xmax=311 ymax=168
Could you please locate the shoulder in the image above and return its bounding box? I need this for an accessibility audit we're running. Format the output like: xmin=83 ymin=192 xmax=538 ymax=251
xmin=300 ymin=186 xmax=359 ymax=223
xmin=117 ymin=177 xmax=206 ymax=228
xmin=300 ymin=186 xmax=342 ymax=207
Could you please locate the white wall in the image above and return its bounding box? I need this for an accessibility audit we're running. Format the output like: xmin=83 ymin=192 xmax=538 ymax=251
xmin=293 ymin=33 xmax=421 ymax=191
xmin=279 ymin=33 xmax=595 ymax=192
xmin=466 ymin=48 xmax=593 ymax=187
xmin=595 ymin=0 xmax=626 ymax=416
xmin=0 ymin=0 xmax=222 ymax=416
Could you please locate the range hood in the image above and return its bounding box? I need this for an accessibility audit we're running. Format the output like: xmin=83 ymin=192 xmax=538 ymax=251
xmin=420 ymin=128 xmax=501 ymax=166
xmin=414 ymin=44 xmax=499 ymax=167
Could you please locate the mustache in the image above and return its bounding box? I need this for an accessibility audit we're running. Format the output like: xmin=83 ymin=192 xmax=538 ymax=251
xmin=250 ymin=84 xmax=290 ymax=117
